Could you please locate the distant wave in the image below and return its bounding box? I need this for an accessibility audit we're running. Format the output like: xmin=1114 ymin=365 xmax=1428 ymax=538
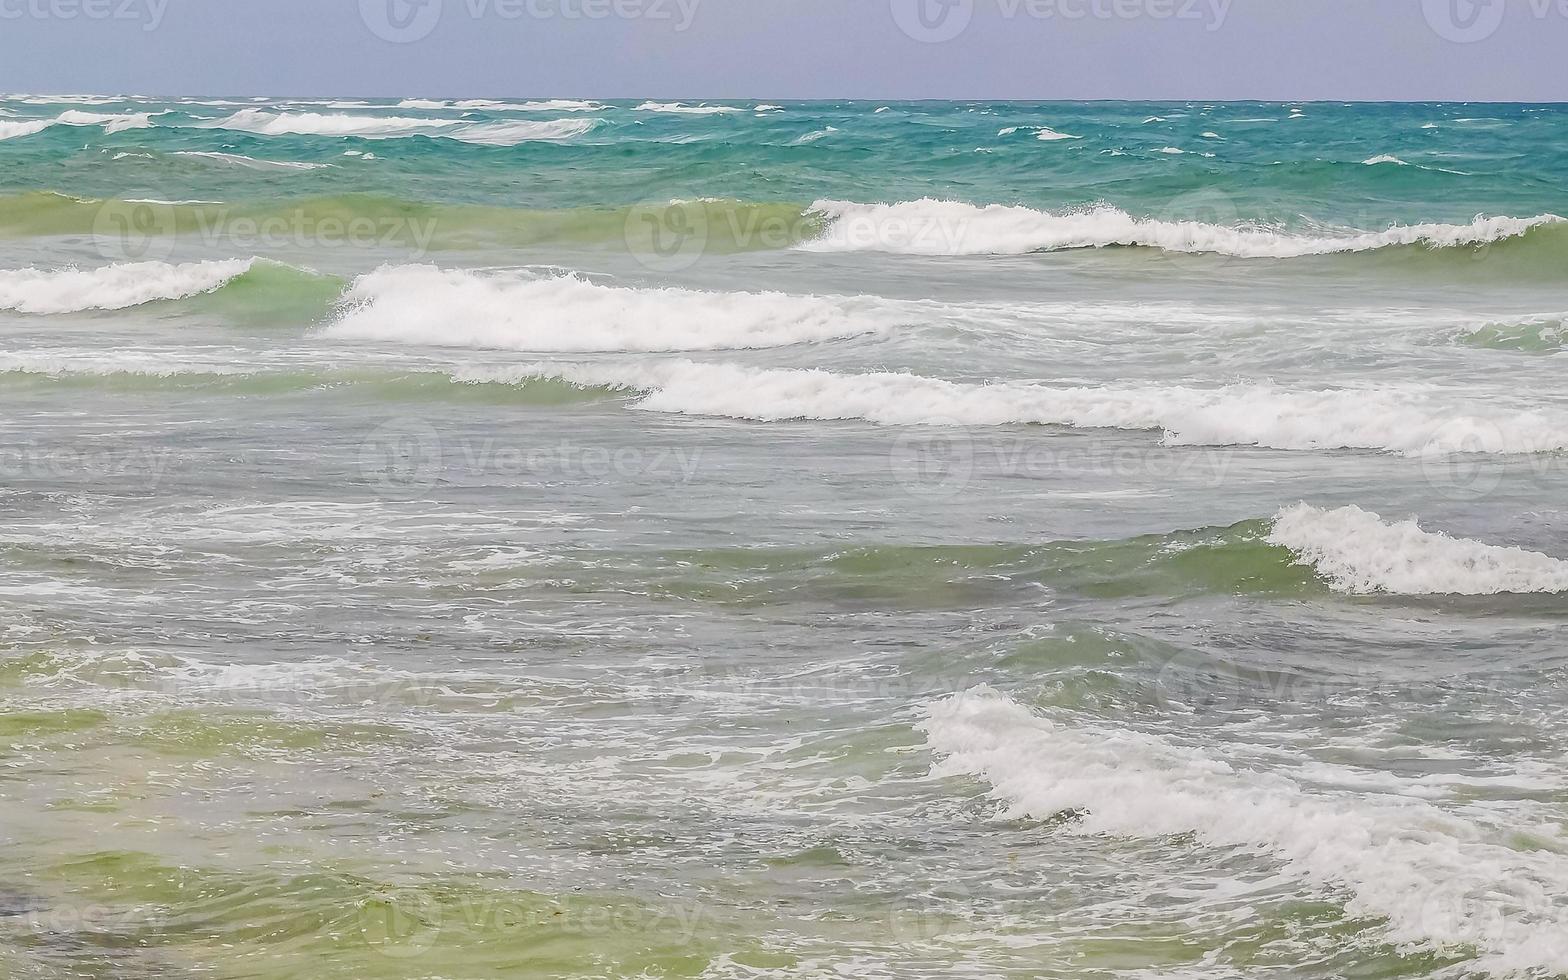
xmin=3 ymin=190 xmax=1560 ymax=270
xmin=205 ymin=109 xmax=598 ymax=145
xmin=470 ymin=360 xmax=1568 ymax=456
xmin=0 ymin=109 xmax=153 ymax=141
xmin=396 ymin=98 xmax=607 ymax=112
xmin=634 ymin=101 xmax=742 ymax=115
xmin=323 ymin=265 xmax=899 ymax=352
xmin=799 ymin=198 xmax=1566 ymax=258
xmin=172 ymin=151 xmax=334 ymax=172
xmin=1270 ymin=504 xmax=1568 ymax=595
xmin=998 ymin=125 xmax=1079 ymax=141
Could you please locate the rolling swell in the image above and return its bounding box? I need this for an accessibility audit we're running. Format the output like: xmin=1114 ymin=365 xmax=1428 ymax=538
xmin=0 ymin=258 xmax=340 ymax=317
xmin=0 ymin=357 xmax=623 ymax=405
xmin=0 ymin=192 xmax=824 ymax=253
xmin=469 ymin=507 xmax=1568 ymax=605
xmin=5 ymin=190 xmax=1564 ymax=272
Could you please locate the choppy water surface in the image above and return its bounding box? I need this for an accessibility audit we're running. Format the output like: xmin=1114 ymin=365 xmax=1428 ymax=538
xmin=1 ymin=96 xmax=1566 ymax=979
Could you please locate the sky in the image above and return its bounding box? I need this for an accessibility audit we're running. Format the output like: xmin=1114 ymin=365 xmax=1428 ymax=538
xmin=0 ymin=0 xmax=1563 ymax=101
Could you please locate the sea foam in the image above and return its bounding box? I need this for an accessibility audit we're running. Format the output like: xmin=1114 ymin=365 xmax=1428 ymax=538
xmin=207 ymin=110 xmax=596 ymax=145
xmin=799 ymin=198 xmax=1563 ymax=257
xmin=0 ymin=259 xmax=256 ymax=314
xmin=1269 ymin=503 xmax=1568 ymax=595
xmin=921 ymin=687 xmax=1568 ymax=975
xmin=493 ymin=360 xmax=1568 ymax=456
xmin=323 ymin=266 xmax=899 ymax=352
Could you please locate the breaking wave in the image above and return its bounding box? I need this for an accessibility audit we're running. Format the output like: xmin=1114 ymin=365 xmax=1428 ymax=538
xmin=322 ymin=266 xmax=899 ymax=352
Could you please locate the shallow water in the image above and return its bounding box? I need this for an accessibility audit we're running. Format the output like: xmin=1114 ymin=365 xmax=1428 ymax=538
xmin=1 ymin=96 xmax=1566 ymax=979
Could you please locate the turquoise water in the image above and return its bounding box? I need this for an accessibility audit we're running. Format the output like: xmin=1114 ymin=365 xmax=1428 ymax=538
xmin=1 ymin=96 xmax=1566 ymax=979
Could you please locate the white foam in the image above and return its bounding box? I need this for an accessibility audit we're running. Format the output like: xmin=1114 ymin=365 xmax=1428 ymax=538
xmin=922 ymin=687 xmax=1568 ymax=975
xmin=0 ymin=259 xmax=254 ymax=314
xmin=792 ymin=126 xmax=838 ymax=145
xmin=448 ymin=117 xmax=598 ymax=145
xmin=0 ymin=109 xmax=152 ymax=140
xmin=209 ymin=109 xmax=458 ymax=138
xmin=797 ymin=198 xmax=1563 ymax=257
xmin=207 ymin=110 xmax=596 ymax=145
xmin=998 ymin=125 xmax=1079 ymax=141
xmin=173 ymin=150 xmax=333 ymax=171
xmin=1269 ymin=504 xmax=1568 ymax=595
xmin=54 ymin=109 xmax=154 ymax=133
xmin=1364 ymin=154 xmax=1409 ymax=166
xmin=634 ymin=101 xmax=742 ymax=115
xmin=322 ymin=266 xmax=898 ymax=353
xmin=398 ymin=98 xmax=606 ymax=112
xmin=501 ymin=360 xmax=1568 ymax=456
xmin=0 ymin=119 xmax=52 ymax=140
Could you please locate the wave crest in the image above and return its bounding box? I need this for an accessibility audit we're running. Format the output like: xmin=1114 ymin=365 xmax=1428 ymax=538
xmin=0 ymin=259 xmax=256 ymax=314
xmin=922 ymin=687 xmax=1568 ymax=974
xmin=207 ymin=110 xmax=598 ymax=145
xmin=1269 ymin=504 xmax=1568 ymax=595
xmin=799 ymin=198 xmax=1565 ymax=258
xmin=322 ymin=266 xmax=898 ymax=353
xmin=497 ymin=360 xmax=1568 ymax=456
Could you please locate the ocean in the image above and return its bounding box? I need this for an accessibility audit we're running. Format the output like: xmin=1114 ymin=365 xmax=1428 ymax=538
xmin=0 ymin=95 xmax=1566 ymax=979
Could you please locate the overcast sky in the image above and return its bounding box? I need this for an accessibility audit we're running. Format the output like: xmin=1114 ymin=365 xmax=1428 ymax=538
xmin=0 ymin=0 xmax=1562 ymax=101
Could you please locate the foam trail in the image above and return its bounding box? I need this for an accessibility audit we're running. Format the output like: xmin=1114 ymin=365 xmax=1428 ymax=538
xmin=323 ymin=266 xmax=898 ymax=352
xmin=207 ymin=110 xmax=596 ymax=145
xmin=498 ymin=360 xmax=1568 ymax=456
xmin=1269 ymin=504 xmax=1568 ymax=595
xmin=921 ymin=687 xmax=1568 ymax=976
xmin=0 ymin=119 xmax=52 ymax=141
xmin=634 ymin=101 xmax=743 ymax=115
xmin=172 ymin=151 xmax=333 ymax=171
xmin=0 ymin=110 xmax=153 ymax=140
xmin=799 ymin=198 xmax=1563 ymax=257
xmin=0 ymin=259 xmax=256 ymax=314
xmin=998 ymin=126 xmax=1079 ymax=140
xmin=397 ymin=98 xmax=606 ymax=112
